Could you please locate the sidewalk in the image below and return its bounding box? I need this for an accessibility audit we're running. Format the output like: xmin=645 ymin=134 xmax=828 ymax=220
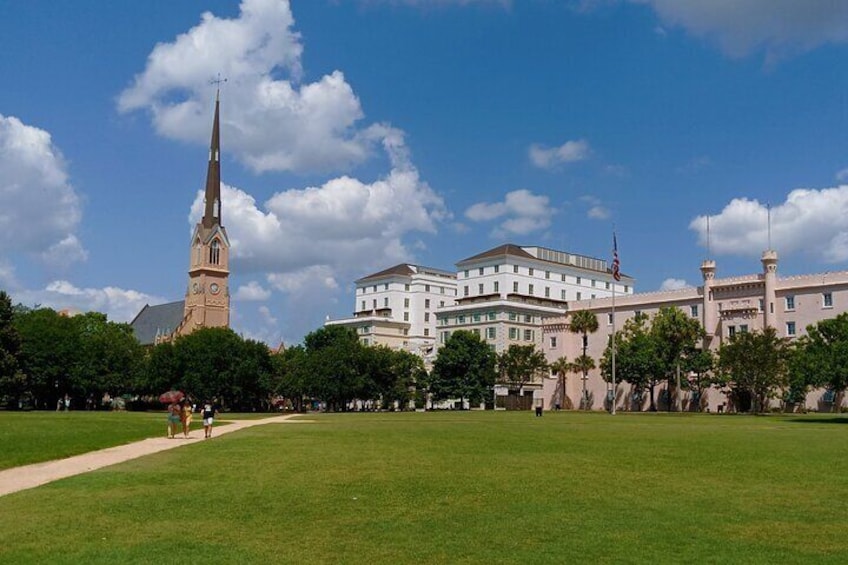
xmin=0 ymin=414 xmax=307 ymax=497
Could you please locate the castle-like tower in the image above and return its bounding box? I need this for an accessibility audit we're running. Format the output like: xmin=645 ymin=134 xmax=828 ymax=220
xmin=178 ymin=91 xmax=230 ymax=335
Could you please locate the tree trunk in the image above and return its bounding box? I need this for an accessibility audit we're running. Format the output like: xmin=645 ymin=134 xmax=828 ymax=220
xmin=649 ymin=383 xmax=656 ymax=412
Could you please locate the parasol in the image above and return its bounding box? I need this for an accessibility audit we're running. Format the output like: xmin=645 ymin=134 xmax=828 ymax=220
xmin=159 ymin=390 xmax=185 ymax=404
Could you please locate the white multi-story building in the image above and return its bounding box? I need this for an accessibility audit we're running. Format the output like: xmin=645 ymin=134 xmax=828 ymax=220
xmin=542 ymin=250 xmax=848 ymax=413
xmin=326 ymin=264 xmax=457 ymax=355
xmin=436 ymin=244 xmax=634 ymax=354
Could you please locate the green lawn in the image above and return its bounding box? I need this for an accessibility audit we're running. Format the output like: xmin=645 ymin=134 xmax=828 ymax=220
xmin=0 ymin=411 xmax=259 ymax=469
xmin=1 ymin=411 xmax=847 ymax=563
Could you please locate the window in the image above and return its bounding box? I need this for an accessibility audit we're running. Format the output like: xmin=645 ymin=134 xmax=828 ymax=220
xmin=473 ymin=328 xmax=480 ymax=337
xmin=529 ymin=268 xmax=534 ymax=276
xmin=464 ymin=286 xmax=469 ymax=297
xmin=425 ymin=299 xmax=430 ymax=309
xmin=494 ymin=281 xmax=499 ymax=293
xmin=758 ymin=299 xmax=764 ymax=312
xmin=487 ymin=312 xmax=496 ymax=320
xmin=441 ymin=331 xmax=448 ymax=344
xmin=824 ymin=292 xmax=833 ymax=308
xmin=561 ymin=274 xmax=566 ymax=282
xmin=405 ymin=284 xmax=410 ymax=291
xmin=561 ymin=290 xmax=566 ymax=300
xmin=464 ymin=270 xmax=469 ymax=278
xmin=524 ymin=314 xmax=532 ymax=323
xmin=513 ymin=265 xmax=519 ymax=273
xmin=383 ymin=297 xmax=389 ymax=308
xmin=487 ymin=327 xmax=496 ymax=339
xmin=549 ymin=336 xmax=557 ymax=348
xmin=494 ymin=265 xmax=499 ymax=273
xmin=439 ymin=301 xmax=445 ymax=307
xmin=785 ymin=296 xmax=795 ymax=310
xmin=576 ymin=276 xmax=582 ymax=285
xmin=424 ymin=328 xmax=430 ymax=337
xmin=634 ymin=310 xmax=641 ymax=317
xmin=607 ymin=313 xmax=613 ymax=324
xmin=404 ymin=298 xmax=410 ymax=308
xmin=509 ymin=312 xmax=517 ymax=321
xmin=605 ymin=282 xmax=610 ymax=290
xmin=524 ymin=329 xmax=533 ymax=341
xmin=690 ymin=305 xmax=699 ymax=317
xmin=372 ymin=299 xmax=377 ymax=309
xmin=545 ymin=271 xmax=550 ymax=280
xmin=473 ymin=313 xmax=481 ymax=322
xmin=209 ymin=239 xmax=221 ymax=265
xmin=591 ymin=294 xmax=596 ymax=299
xmin=576 ymin=292 xmax=582 ymax=300
xmin=360 ymin=300 xmax=365 ymax=311
xmin=425 ymin=284 xmax=430 ymax=292
xmin=478 ymin=283 xmax=484 ymax=294
xmin=424 ymin=313 xmax=430 ymax=322
xmin=786 ymin=321 xmax=796 ymax=336
xmin=509 ymin=327 xmax=518 ymax=340
xmin=403 ymin=312 xmax=409 ymax=321
xmin=440 ymin=286 xmax=445 ymax=294
xmin=529 ymin=284 xmax=534 ymax=295
xmin=384 ymin=283 xmax=389 ymax=290
xmin=739 ymin=324 xmax=748 ymax=333
xmin=373 ymin=285 xmax=377 ymax=292
xmin=728 ymin=325 xmax=736 ymax=337
xmin=513 ymin=282 xmax=519 ymax=293
xmin=591 ymin=279 xmax=597 ymax=288
xmin=458 ymin=315 xmax=465 ymax=324
xmin=624 ymin=285 xmax=630 ymax=292
xmin=479 ymin=267 xmax=484 ymax=275
xmin=544 ymin=287 xmax=550 ymax=298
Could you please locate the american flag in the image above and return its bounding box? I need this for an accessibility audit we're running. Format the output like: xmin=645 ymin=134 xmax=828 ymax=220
xmin=612 ymin=233 xmax=621 ymax=281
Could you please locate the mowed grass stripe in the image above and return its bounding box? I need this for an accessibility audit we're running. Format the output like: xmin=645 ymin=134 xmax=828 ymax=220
xmin=0 ymin=411 xmax=846 ymax=563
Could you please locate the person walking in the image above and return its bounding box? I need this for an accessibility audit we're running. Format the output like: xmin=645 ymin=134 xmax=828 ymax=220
xmin=202 ymin=401 xmax=217 ymax=439
xmin=167 ymin=401 xmax=181 ymax=439
xmin=181 ymin=398 xmax=193 ymax=438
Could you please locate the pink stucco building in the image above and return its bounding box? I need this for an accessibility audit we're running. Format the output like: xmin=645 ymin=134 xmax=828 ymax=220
xmin=542 ymin=250 xmax=848 ymax=412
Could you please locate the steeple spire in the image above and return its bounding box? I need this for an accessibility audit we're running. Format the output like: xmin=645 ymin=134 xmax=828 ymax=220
xmin=202 ymin=90 xmax=222 ymax=229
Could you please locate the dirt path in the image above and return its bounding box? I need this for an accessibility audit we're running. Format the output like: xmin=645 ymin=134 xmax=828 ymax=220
xmin=0 ymin=414 xmax=308 ymax=497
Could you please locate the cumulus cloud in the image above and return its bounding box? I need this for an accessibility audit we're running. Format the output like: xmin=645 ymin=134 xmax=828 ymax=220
xmin=118 ymin=0 xmax=380 ymax=174
xmin=258 ymin=305 xmax=278 ymax=326
xmin=529 ymin=139 xmax=591 ymax=170
xmin=0 ymin=114 xmax=86 ymax=266
xmin=630 ymin=0 xmax=848 ymax=59
xmin=13 ymin=281 xmax=165 ymax=323
xmin=465 ymin=189 xmax=553 ymax=237
xmin=234 ymin=281 xmax=271 ymax=301
xmin=690 ymin=186 xmax=848 ymax=263
xmin=660 ymin=278 xmax=690 ymax=291
xmin=580 ymin=195 xmax=611 ymax=220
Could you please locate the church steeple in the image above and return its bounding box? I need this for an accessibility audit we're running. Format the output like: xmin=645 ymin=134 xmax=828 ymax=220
xmin=202 ymin=90 xmax=222 ymax=229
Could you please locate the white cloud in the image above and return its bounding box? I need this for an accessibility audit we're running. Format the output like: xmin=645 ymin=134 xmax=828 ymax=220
xmin=580 ymin=196 xmax=611 ymax=220
xmin=267 ymin=266 xmax=339 ymax=294
xmin=631 ymin=0 xmax=848 ymax=59
xmin=234 ymin=281 xmax=271 ymax=301
xmin=258 ymin=305 xmax=278 ymax=326
xmin=660 ymin=278 xmax=690 ymax=291
xmin=836 ymin=168 xmax=848 ymax=182
xmin=118 ymin=0 xmax=380 ymax=174
xmin=690 ymin=186 xmax=848 ymax=263
xmin=0 ymin=114 xmax=86 ymax=266
xmin=12 ymin=281 xmax=165 ymax=323
xmin=529 ymin=139 xmax=591 ymax=170
xmin=465 ymin=189 xmax=553 ymax=237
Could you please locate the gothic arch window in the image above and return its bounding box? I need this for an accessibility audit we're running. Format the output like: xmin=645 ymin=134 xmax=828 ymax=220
xmin=210 ymin=239 xmax=221 ymax=265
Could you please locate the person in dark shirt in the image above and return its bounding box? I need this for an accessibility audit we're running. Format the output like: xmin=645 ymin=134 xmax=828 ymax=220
xmin=202 ymin=401 xmax=218 ymax=439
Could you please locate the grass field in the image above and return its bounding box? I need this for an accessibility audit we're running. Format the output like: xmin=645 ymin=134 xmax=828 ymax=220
xmin=0 ymin=411 xmax=259 ymax=470
xmin=1 ymin=411 xmax=847 ymax=563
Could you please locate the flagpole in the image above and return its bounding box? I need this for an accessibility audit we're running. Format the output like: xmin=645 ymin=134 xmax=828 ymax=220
xmin=611 ymin=231 xmax=618 ymax=415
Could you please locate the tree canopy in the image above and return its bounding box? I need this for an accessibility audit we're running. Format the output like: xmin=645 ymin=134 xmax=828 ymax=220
xmin=429 ymin=330 xmax=496 ymax=408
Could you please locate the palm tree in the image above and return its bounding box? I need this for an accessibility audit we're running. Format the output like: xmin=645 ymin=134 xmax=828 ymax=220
xmin=569 ymin=310 xmax=599 ymax=409
xmin=549 ymin=356 xmax=570 ymax=410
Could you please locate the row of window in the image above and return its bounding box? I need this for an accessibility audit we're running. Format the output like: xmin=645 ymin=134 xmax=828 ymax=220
xmin=439 ymin=327 xmax=535 ymax=343
xmin=462 ymin=281 xmax=598 ymax=301
xmin=442 ymin=312 xmax=535 ymax=325
xmin=359 ymin=298 xmax=447 ymax=311
xmin=460 ymin=264 xmax=625 ymax=289
xmin=727 ymin=322 xmax=797 ymax=337
xmin=359 ymin=283 xmax=455 ymax=295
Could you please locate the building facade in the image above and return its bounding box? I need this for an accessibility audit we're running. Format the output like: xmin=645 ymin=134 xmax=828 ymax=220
xmin=542 ymin=250 xmax=848 ymax=412
xmin=326 ymin=264 xmax=457 ymax=356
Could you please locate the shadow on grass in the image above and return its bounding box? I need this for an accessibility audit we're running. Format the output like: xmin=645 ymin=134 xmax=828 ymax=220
xmin=786 ymin=416 xmax=848 ymax=425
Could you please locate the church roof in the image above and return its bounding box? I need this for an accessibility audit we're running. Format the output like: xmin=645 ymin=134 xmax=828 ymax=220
xmin=130 ymin=300 xmax=186 ymax=345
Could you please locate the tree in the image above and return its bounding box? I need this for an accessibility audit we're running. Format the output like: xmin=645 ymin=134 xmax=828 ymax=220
xmin=682 ymin=347 xmax=715 ymax=412
xmin=0 ymin=291 xmax=24 ymax=407
xmin=717 ymin=327 xmax=790 ymax=413
xmin=497 ymin=344 xmax=549 ymax=406
xmin=600 ymin=313 xmax=662 ymax=411
xmin=570 ymin=354 xmax=596 ymax=408
xmin=549 ymin=356 xmax=570 ymax=409
xmin=430 ymin=330 xmax=496 ymax=408
xmin=300 ymin=325 xmax=368 ymax=411
xmin=792 ymin=313 xmax=848 ymax=410
xmin=569 ymin=310 xmax=599 ymax=409
xmin=650 ymin=307 xmax=704 ymax=411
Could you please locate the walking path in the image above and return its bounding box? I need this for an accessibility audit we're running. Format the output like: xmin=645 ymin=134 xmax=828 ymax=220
xmin=0 ymin=414 xmax=307 ymax=498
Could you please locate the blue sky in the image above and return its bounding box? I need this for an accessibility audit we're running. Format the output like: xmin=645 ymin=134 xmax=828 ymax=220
xmin=2 ymin=0 xmax=848 ymax=345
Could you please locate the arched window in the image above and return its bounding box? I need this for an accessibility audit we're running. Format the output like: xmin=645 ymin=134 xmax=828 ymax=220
xmin=209 ymin=239 xmax=220 ymax=265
